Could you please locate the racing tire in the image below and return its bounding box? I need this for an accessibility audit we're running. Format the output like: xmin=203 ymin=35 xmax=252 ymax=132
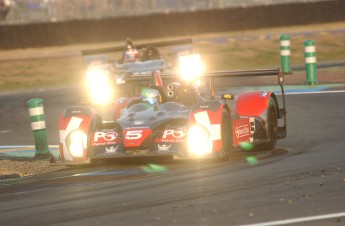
xmin=258 ymin=99 xmax=278 ymax=151
xmin=218 ymin=111 xmax=233 ymax=161
xmin=87 ymin=114 xmax=102 ymax=166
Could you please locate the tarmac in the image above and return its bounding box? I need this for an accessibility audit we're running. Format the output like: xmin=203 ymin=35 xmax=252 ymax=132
xmin=1 ymin=61 xmax=344 ymax=160
xmin=0 ymin=145 xmax=60 ymax=160
xmin=1 ymin=86 xmax=345 ymax=160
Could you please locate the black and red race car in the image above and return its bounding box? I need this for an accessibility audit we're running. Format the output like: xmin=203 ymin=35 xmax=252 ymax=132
xmin=53 ymin=63 xmax=287 ymax=165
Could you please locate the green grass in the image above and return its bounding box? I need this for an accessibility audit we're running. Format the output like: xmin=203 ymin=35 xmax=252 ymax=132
xmin=1 ymin=21 xmax=345 ymax=91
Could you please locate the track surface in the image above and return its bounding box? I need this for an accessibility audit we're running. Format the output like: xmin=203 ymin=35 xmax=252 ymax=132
xmin=1 ymin=87 xmax=345 ymax=225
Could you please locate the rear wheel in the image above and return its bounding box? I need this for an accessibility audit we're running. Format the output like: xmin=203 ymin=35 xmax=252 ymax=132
xmin=258 ymin=99 xmax=278 ymax=151
xmin=219 ymin=111 xmax=233 ymax=160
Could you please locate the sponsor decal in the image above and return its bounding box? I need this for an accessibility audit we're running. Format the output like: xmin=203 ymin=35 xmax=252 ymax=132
xmin=157 ymin=144 xmax=172 ymax=152
xmin=235 ymin=125 xmax=250 ymax=138
xmin=133 ymin=120 xmax=145 ymax=125
xmin=156 ymin=129 xmax=186 ymax=142
xmin=162 ymin=129 xmax=186 ymax=139
xmin=260 ymin=92 xmax=268 ymax=98
xmin=233 ymin=117 xmax=255 ymax=145
xmin=93 ymin=131 xmax=120 ymax=146
xmin=105 ymin=146 xmax=119 ymax=154
xmin=94 ymin=131 xmax=119 ymax=142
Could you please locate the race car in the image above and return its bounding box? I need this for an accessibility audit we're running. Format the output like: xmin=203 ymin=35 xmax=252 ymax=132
xmin=52 ymin=67 xmax=287 ymax=165
xmin=82 ymin=38 xmax=196 ymax=105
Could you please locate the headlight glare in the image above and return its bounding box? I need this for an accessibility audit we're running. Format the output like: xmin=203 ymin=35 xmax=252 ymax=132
xmin=187 ymin=125 xmax=213 ymax=156
xmin=86 ymin=69 xmax=114 ymax=105
xmin=66 ymin=130 xmax=87 ymax=158
xmin=178 ymin=54 xmax=205 ymax=81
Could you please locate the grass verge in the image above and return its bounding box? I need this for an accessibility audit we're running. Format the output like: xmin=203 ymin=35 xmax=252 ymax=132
xmin=0 ymin=21 xmax=345 ymax=91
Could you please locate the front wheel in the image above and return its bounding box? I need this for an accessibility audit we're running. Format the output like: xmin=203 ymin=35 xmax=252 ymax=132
xmin=87 ymin=114 xmax=102 ymax=166
xmin=218 ymin=111 xmax=233 ymax=160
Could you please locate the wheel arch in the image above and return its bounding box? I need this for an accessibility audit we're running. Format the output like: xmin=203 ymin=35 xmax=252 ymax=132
xmin=58 ymin=106 xmax=102 ymax=163
xmin=236 ymin=91 xmax=276 ymax=118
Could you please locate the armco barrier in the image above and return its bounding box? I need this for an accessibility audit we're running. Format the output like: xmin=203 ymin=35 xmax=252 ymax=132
xmin=0 ymin=0 xmax=345 ymax=49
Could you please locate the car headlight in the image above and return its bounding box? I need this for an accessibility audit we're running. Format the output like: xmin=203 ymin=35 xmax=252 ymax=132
xmin=86 ymin=69 xmax=114 ymax=105
xmin=66 ymin=130 xmax=87 ymax=158
xmin=178 ymin=54 xmax=205 ymax=81
xmin=187 ymin=125 xmax=213 ymax=157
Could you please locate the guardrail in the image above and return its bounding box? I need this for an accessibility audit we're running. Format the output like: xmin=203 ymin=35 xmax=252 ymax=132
xmin=0 ymin=0 xmax=330 ymax=25
xmin=0 ymin=0 xmax=344 ymax=49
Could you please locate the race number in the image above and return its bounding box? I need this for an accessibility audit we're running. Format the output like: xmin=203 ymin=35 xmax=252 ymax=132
xmin=125 ymin=130 xmax=143 ymax=140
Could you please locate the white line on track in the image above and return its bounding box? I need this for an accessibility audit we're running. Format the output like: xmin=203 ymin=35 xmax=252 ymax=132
xmin=0 ymin=145 xmax=35 ymax=148
xmin=285 ymin=90 xmax=345 ymax=95
xmin=0 ymin=145 xmax=59 ymax=153
xmin=238 ymin=212 xmax=345 ymax=226
xmin=215 ymin=89 xmax=345 ymax=99
xmin=0 ymin=145 xmax=58 ymax=148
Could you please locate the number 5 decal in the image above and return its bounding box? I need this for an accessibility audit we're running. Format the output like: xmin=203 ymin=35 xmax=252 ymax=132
xmin=125 ymin=130 xmax=143 ymax=140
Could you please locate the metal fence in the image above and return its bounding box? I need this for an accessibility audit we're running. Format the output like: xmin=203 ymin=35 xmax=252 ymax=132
xmin=0 ymin=0 xmax=330 ymax=25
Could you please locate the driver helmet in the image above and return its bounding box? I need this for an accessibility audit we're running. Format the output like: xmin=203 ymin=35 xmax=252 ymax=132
xmin=141 ymin=88 xmax=162 ymax=105
xmin=124 ymin=48 xmax=140 ymax=62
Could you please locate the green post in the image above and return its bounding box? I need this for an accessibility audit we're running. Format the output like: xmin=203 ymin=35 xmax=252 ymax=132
xmin=304 ymin=40 xmax=318 ymax=85
xmin=280 ymin=34 xmax=291 ymax=74
xmin=27 ymin=98 xmax=50 ymax=158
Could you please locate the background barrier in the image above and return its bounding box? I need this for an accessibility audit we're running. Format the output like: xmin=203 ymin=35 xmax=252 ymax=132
xmin=0 ymin=0 xmax=345 ymax=49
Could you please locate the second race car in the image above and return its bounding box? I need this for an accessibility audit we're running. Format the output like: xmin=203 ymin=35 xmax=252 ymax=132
xmin=81 ymin=38 xmax=197 ymax=105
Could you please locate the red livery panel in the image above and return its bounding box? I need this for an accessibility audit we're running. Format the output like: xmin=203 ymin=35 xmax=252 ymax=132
xmin=236 ymin=91 xmax=272 ymax=117
xmin=233 ymin=117 xmax=254 ymax=146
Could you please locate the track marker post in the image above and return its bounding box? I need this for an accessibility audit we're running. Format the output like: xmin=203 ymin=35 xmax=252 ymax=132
xmin=27 ymin=98 xmax=50 ymax=158
xmin=304 ymin=40 xmax=318 ymax=85
xmin=280 ymin=34 xmax=291 ymax=74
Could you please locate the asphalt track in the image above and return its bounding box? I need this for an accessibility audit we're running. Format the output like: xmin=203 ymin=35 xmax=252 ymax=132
xmin=1 ymin=80 xmax=345 ymax=225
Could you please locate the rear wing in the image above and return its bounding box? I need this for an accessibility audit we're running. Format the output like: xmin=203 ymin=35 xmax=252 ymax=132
xmin=125 ymin=68 xmax=284 ymax=88
xmin=81 ymin=38 xmax=193 ymax=71
xmin=81 ymin=38 xmax=193 ymax=56
xmin=199 ymin=68 xmax=285 ymax=99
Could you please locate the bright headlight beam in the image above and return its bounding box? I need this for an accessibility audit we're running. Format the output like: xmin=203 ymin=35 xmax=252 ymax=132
xmin=67 ymin=130 xmax=87 ymax=158
xmin=178 ymin=54 xmax=205 ymax=81
xmin=86 ymin=69 xmax=114 ymax=105
xmin=187 ymin=125 xmax=213 ymax=157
